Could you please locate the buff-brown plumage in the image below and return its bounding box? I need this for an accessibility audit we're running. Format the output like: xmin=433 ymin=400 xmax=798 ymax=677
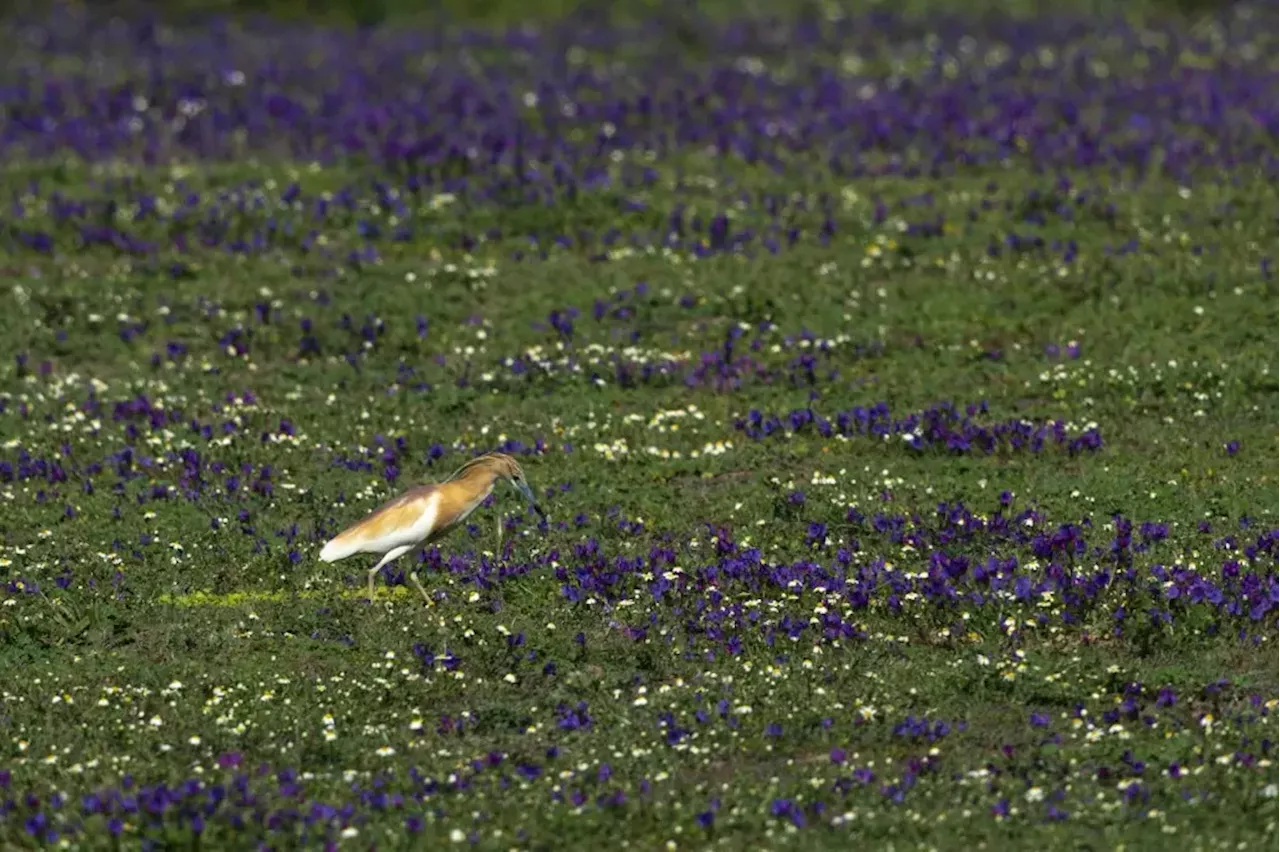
xmin=317 ymin=452 xmax=544 ymax=603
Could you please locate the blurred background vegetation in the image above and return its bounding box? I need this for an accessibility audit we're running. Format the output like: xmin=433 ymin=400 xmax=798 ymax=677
xmin=0 ymin=0 xmax=1230 ymax=30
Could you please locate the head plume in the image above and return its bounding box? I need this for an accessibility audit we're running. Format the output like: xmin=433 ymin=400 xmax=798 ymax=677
xmin=445 ymin=451 xmax=525 ymax=483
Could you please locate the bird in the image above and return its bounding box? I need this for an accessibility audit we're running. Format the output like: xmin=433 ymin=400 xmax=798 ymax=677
xmin=317 ymin=451 xmax=547 ymax=603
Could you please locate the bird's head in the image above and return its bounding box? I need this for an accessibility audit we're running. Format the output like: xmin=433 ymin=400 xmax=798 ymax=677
xmin=456 ymin=452 xmax=547 ymax=522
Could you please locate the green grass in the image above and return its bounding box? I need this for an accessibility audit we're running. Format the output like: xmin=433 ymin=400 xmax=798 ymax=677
xmin=71 ymin=0 xmax=1235 ymax=29
xmin=0 ymin=155 xmax=1274 ymax=847
xmin=0 ymin=3 xmax=1276 ymax=851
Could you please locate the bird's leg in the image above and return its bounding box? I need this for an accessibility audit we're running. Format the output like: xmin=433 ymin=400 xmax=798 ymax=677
xmin=496 ymin=510 xmax=503 ymax=555
xmin=367 ymin=545 xmax=412 ymax=600
xmin=407 ymin=569 xmax=432 ymax=606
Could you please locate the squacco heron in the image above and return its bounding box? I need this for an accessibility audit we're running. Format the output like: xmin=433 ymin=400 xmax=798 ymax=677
xmin=318 ymin=452 xmax=546 ymax=603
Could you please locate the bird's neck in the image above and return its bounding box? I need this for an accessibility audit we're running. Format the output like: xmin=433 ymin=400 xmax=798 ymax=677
xmin=453 ymin=466 xmax=499 ymax=498
xmin=450 ymin=471 xmax=496 ymax=524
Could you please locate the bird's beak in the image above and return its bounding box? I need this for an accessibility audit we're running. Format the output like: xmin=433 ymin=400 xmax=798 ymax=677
xmin=515 ymin=480 xmax=547 ymax=522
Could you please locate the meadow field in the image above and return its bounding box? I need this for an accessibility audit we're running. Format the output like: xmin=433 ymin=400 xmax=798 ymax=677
xmin=0 ymin=0 xmax=1276 ymax=848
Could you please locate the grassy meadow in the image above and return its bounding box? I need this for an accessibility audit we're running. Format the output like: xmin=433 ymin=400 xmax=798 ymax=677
xmin=0 ymin=0 xmax=1276 ymax=848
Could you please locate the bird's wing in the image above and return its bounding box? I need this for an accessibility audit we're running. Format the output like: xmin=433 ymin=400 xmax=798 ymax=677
xmin=319 ymin=484 xmax=440 ymax=561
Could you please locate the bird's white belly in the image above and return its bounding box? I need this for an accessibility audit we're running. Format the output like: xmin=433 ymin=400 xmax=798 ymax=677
xmin=407 ymin=493 xmax=444 ymax=541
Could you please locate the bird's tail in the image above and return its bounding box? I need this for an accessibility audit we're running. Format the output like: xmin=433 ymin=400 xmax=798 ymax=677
xmin=318 ymin=533 xmax=358 ymax=563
